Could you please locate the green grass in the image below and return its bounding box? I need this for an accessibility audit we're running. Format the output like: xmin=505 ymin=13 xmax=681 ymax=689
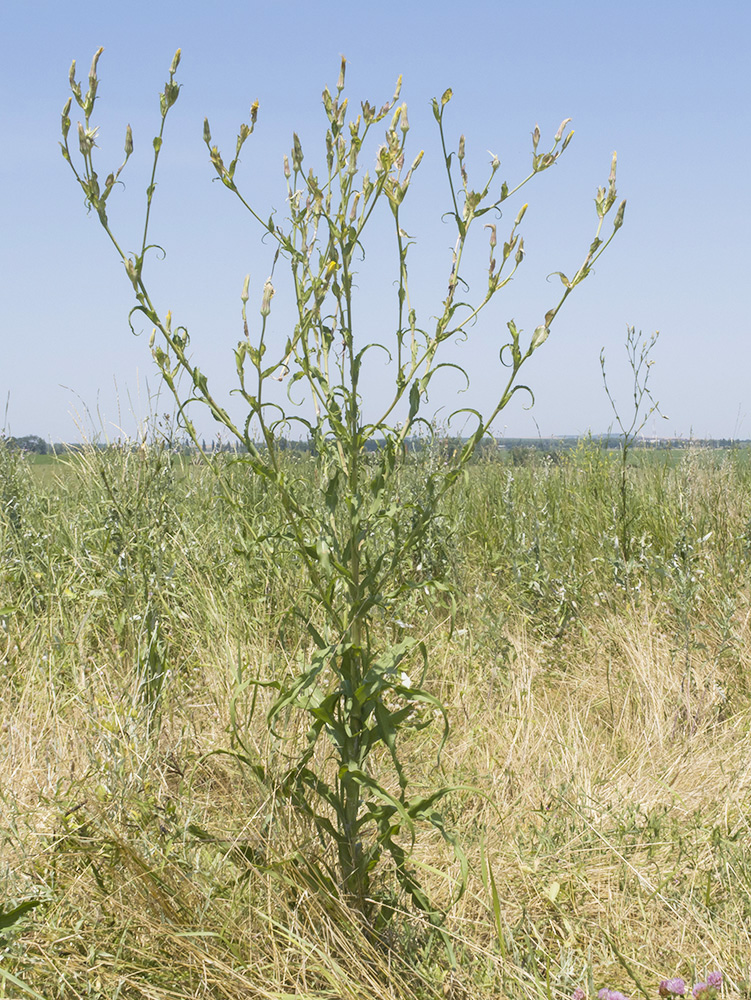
xmin=2 ymin=441 xmax=751 ymax=999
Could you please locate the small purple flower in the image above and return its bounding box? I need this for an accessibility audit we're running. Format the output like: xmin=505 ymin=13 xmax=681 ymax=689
xmin=572 ymin=989 xmax=585 ymax=1000
xmin=692 ymin=984 xmax=707 ymax=1000
xmin=706 ymin=973 xmax=722 ymax=989
xmin=660 ymin=978 xmax=687 ymax=997
xmin=598 ymin=991 xmax=629 ymax=1000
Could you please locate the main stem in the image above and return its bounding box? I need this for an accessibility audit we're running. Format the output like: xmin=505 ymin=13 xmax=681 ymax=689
xmin=339 ymin=246 xmax=367 ymax=908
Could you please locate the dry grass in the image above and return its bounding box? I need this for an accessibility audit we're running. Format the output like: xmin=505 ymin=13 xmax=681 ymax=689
xmin=2 ymin=446 xmax=751 ymax=999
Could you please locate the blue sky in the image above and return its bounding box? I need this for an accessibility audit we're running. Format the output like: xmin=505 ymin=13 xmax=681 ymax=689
xmin=2 ymin=0 xmax=749 ymax=442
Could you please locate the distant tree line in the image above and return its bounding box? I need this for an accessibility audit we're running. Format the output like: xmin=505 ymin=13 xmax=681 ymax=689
xmin=1 ymin=435 xmax=50 ymax=454
xmin=2 ymin=433 xmax=747 ymax=458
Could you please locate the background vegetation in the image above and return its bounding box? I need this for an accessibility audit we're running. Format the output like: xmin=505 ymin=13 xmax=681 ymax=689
xmin=2 ymin=440 xmax=751 ymax=999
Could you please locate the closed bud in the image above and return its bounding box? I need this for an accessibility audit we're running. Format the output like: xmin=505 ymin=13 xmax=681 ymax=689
xmin=337 ymin=55 xmax=346 ymax=92
xmin=458 ymin=134 xmax=465 ymax=160
xmin=291 ymin=133 xmax=304 ymax=171
xmin=261 ymin=278 xmax=275 ymax=317
xmin=514 ymin=203 xmax=528 ymax=226
xmin=88 ymin=47 xmax=103 ymax=89
xmin=532 ymin=124 xmax=540 ymax=151
xmin=250 ymin=100 xmax=259 ymax=126
xmin=515 ymin=237 xmax=525 ymax=265
xmin=485 ymin=223 xmax=497 ymax=248
xmin=441 ymin=88 xmax=452 ymax=106
xmin=241 ymin=274 xmax=250 ymax=303
xmin=400 ymin=103 xmax=409 ymax=133
xmin=61 ymin=98 xmax=72 ymax=139
xmin=562 ymin=130 xmax=575 ymax=152
xmin=149 ymin=328 xmax=156 ymax=349
xmin=350 ymin=191 xmax=360 ymax=221
xmin=613 ymin=199 xmax=626 ymax=230
xmin=170 ymin=48 xmax=181 ymax=75
xmin=125 ymin=124 xmax=133 ymax=155
xmin=283 ymin=154 xmax=291 ymax=178
xmin=203 ymin=118 xmax=211 ymax=145
xmin=554 ymin=117 xmax=572 ymax=142
xmin=595 ymin=186 xmax=606 ymax=217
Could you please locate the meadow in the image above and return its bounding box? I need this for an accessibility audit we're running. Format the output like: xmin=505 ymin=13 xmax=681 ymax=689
xmin=2 ymin=439 xmax=750 ymax=1000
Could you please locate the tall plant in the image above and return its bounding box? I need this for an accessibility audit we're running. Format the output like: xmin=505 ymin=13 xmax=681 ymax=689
xmin=61 ymin=49 xmax=625 ymax=932
xmin=601 ymin=326 xmax=665 ymax=564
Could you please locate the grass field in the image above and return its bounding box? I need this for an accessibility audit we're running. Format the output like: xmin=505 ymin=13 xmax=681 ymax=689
xmin=2 ymin=440 xmax=750 ymax=1000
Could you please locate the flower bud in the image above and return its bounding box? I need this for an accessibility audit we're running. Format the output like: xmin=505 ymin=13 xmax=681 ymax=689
xmin=170 ymin=49 xmax=181 ymax=75
xmin=203 ymin=118 xmax=211 ymax=145
xmin=613 ymin=199 xmax=626 ymax=230
xmin=291 ymin=133 xmax=304 ymax=172
xmin=337 ymin=55 xmax=346 ymax=92
xmin=532 ymin=123 xmax=541 ymax=151
xmin=441 ymin=88 xmax=452 ymax=106
xmin=61 ymin=98 xmax=72 ymax=139
xmin=261 ymin=278 xmax=275 ymax=317
xmin=241 ymin=274 xmax=250 ymax=303
xmin=283 ymin=154 xmax=291 ymax=179
xmin=88 ymin=47 xmax=103 ymax=89
xmin=125 ymin=124 xmax=133 ymax=156
xmin=554 ymin=117 xmax=572 ymax=142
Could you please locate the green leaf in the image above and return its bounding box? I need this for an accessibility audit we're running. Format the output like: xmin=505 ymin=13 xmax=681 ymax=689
xmin=0 ymin=965 xmax=47 ymax=1000
xmin=530 ymin=325 xmax=550 ymax=352
xmin=0 ymin=898 xmax=43 ymax=931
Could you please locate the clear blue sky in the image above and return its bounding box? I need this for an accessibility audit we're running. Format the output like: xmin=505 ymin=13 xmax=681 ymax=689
xmin=2 ymin=0 xmax=749 ymax=443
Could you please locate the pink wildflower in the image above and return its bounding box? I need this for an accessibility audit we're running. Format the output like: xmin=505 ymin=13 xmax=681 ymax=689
xmin=659 ymin=979 xmax=687 ymax=997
